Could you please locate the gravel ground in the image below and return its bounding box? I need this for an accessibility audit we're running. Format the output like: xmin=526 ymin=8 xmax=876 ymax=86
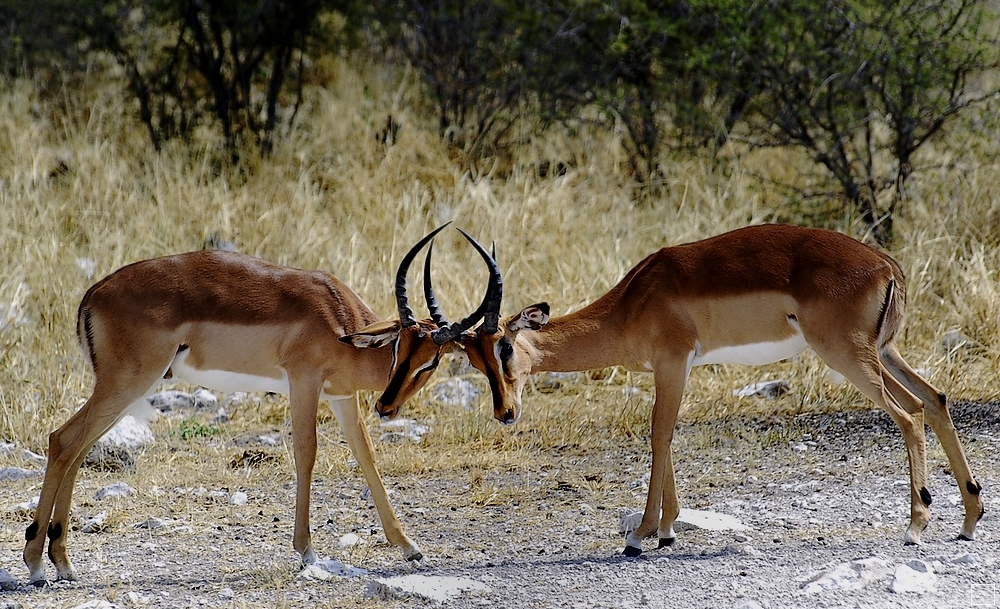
xmin=2 ymin=401 xmax=999 ymax=609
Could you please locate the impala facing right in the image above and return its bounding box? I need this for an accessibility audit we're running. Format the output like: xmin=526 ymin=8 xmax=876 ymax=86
xmin=455 ymin=224 xmax=984 ymax=556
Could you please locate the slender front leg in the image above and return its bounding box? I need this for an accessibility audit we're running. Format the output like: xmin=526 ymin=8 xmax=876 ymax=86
xmin=329 ymin=395 xmax=422 ymax=561
xmin=624 ymin=356 xmax=687 ymax=556
xmin=287 ymin=377 xmax=321 ymax=565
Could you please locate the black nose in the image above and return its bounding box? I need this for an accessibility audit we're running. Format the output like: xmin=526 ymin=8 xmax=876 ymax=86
xmin=502 ymin=410 xmax=516 ymax=424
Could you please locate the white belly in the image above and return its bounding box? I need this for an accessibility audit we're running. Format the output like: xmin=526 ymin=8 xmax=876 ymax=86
xmin=691 ymin=331 xmax=807 ymax=367
xmin=170 ymin=348 xmax=290 ymax=394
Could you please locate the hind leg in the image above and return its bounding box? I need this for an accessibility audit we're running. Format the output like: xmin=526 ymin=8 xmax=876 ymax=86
xmin=814 ymin=343 xmax=931 ymax=544
xmin=881 ymin=342 xmax=984 ymax=539
xmin=25 ymin=387 xmax=151 ymax=584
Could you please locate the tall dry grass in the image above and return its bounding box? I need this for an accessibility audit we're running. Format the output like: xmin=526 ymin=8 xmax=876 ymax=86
xmin=0 ymin=55 xmax=998 ymax=476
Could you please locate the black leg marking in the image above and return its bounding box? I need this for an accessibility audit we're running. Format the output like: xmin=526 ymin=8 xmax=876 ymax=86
xmin=967 ymin=480 xmax=982 ymax=496
xmin=25 ymin=521 xmax=39 ymax=542
xmin=622 ymin=546 xmax=642 ymax=558
xmin=48 ymin=522 xmax=63 ymax=540
xmin=919 ymin=487 xmax=932 ymax=506
xmin=657 ymin=537 xmax=675 ymax=549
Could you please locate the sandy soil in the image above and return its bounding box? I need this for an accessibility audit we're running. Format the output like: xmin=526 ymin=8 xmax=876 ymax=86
xmin=2 ymin=402 xmax=998 ymax=609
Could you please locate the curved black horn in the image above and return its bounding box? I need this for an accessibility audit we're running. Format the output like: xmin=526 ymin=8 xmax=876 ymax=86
xmin=396 ymin=222 xmax=451 ymax=327
xmin=430 ymin=227 xmax=503 ymax=344
xmin=422 ymin=240 xmax=449 ymax=327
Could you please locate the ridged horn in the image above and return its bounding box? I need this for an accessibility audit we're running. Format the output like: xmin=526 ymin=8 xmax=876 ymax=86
xmin=422 ymin=240 xmax=449 ymax=327
xmin=430 ymin=228 xmax=503 ymax=344
xmin=395 ymin=222 xmax=451 ymax=327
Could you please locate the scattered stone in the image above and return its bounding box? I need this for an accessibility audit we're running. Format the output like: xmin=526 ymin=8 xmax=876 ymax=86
xmin=136 ymin=517 xmax=167 ymax=530
xmin=148 ymin=388 xmax=218 ymax=412
xmin=229 ymin=491 xmax=248 ymax=505
xmin=148 ymin=390 xmax=194 ymax=412
xmin=620 ymin=508 xmax=748 ymax=535
xmin=0 ymin=467 xmax=41 ymax=482
xmin=733 ymin=380 xmax=790 ymax=399
xmin=338 ymin=533 xmax=363 ymax=549
xmin=431 ymin=378 xmax=481 ymax=409
xmin=70 ymin=601 xmax=118 ymax=609
xmin=218 ymin=587 xmax=234 ymax=599
xmin=672 ymin=509 xmax=750 ymax=533
xmin=211 ymin=408 xmax=230 ymax=424
xmin=0 ymin=443 xmax=45 ymax=465
xmin=734 ymin=602 xmax=768 ymax=609
xmin=100 ymin=415 xmax=155 ymax=449
xmin=366 ymin=574 xmax=491 ymax=603
xmin=891 ymin=560 xmax=937 ymax=594
xmin=83 ymin=444 xmax=136 ymax=472
xmin=11 ymin=496 xmax=39 ymax=514
xmin=802 ymin=557 xmax=891 ymax=593
xmin=298 ymin=559 xmax=367 ymax=580
xmin=534 ymin=371 xmax=584 ymax=392
xmin=95 ymin=482 xmax=133 ymax=500
xmin=80 ymin=511 xmax=108 ymax=533
xmin=0 ymin=568 xmax=18 ymax=591
xmin=257 ymin=434 xmax=280 ymax=447
xmin=379 ymin=418 xmax=430 ymax=443
xmin=950 ymin=552 xmax=980 ymax=565
xmin=572 ymin=525 xmax=592 ymax=535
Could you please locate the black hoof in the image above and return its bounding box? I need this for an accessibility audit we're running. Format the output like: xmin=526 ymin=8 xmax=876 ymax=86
xmin=657 ymin=537 xmax=675 ymax=549
xmin=31 ymin=579 xmax=49 ymax=588
xmin=957 ymin=534 xmax=974 ymax=542
xmin=407 ymin=552 xmax=424 ymax=562
xmin=902 ymin=540 xmax=918 ymax=547
xmin=622 ymin=546 xmax=642 ymax=558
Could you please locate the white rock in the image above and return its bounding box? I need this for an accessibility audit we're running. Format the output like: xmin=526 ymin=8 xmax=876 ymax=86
xmin=192 ymin=388 xmax=219 ymax=409
xmin=338 ymin=533 xmax=363 ymax=549
xmin=950 ymin=552 xmax=980 ymax=565
xmin=0 ymin=567 xmax=18 ymax=591
xmin=148 ymin=390 xmax=194 ymax=411
xmin=366 ymin=574 xmax=491 ymax=603
xmin=0 ymin=467 xmax=42 ymax=482
xmin=802 ymin=557 xmax=891 ymax=593
xmin=135 ymin=517 xmax=167 ymax=529
xmin=70 ymin=601 xmax=118 ymax=609
xmin=298 ymin=559 xmax=367 ymax=580
xmin=229 ymin=491 xmax=248 ymax=505
xmin=95 ymin=482 xmax=133 ymax=500
xmin=733 ymin=380 xmax=790 ymax=399
xmin=672 ymin=508 xmax=750 ymax=533
xmin=98 ymin=415 xmax=154 ymax=449
xmin=891 ymin=560 xmax=937 ymax=594
xmin=379 ymin=418 xmax=430 ymax=443
xmin=80 ymin=512 xmax=108 ymax=534
xmin=431 ymin=378 xmax=481 ymax=409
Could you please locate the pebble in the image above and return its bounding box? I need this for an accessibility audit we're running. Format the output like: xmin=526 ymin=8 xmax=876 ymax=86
xmin=229 ymin=491 xmax=248 ymax=505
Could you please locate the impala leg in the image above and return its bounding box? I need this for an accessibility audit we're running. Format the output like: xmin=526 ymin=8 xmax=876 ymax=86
xmin=25 ymin=386 xmax=146 ymax=584
xmin=819 ymin=346 xmax=931 ymax=544
xmin=624 ymin=357 xmax=686 ymax=557
xmin=287 ymin=378 xmax=321 ymax=565
xmin=329 ymin=395 xmax=422 ymax=561
xmin=881 ymin=344 xmax=984 ymax=540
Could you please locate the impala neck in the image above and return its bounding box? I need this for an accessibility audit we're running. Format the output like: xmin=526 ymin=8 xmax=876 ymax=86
xmin=526 ymin=295 xmax=626 ymax=373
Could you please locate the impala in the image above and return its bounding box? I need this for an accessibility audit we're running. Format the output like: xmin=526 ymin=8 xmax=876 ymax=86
xmin=452 ymin=224 xmax=983 ymax=555
xmin=24 ymin=224 xmax=501 ymax=585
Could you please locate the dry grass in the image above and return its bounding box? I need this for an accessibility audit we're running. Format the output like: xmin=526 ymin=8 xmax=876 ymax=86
xmin=1 ymin=54 xmax=999 ymax=479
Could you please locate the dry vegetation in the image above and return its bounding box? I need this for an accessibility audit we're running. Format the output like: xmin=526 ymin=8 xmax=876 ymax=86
xmin=0 ymin=54 xmax=999 ymax=599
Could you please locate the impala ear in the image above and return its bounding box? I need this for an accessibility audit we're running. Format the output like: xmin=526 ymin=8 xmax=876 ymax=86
xmin=340 ymin=320 xmax=401 ymax=349
xmin=508 ymin=303 xmax=550 ymax=332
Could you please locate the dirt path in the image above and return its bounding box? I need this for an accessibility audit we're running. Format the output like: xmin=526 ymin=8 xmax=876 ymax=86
xmin=2 ymin=403 xmax=998 ymax=608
